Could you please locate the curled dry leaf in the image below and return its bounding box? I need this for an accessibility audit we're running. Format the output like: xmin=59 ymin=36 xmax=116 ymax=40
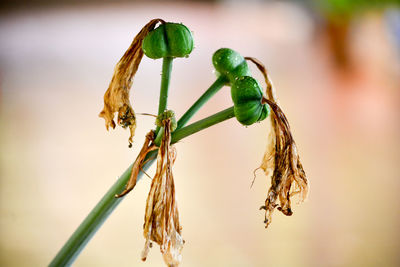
xmin=142 ymin=118 xmax=184 ymax=266
xmin=99 ymin=18 xmax=165 ymax=146
xmin=245 ymin=57 xmax=309 ymax=228
xmin=115 ymin=131 xmax=157 ymax=198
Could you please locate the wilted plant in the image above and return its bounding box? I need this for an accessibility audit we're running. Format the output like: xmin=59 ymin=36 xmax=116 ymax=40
xmin=50 ymin=19 xmax=308 ymax=267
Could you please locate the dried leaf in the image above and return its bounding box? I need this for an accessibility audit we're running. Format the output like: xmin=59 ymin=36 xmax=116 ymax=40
xmin=99 ymin=18 xmax=165 ymax=146
xmin=142 ymin=119 xmax=184 ymax=266
xmin=245 ymin=57 xmax=309 ymax=228
xmin=115 ymin=131 xmax=157 ymax=198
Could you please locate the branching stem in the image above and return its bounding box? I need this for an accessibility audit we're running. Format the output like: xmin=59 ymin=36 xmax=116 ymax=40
xmin=50 ymin=85 xmax=234 ymax=267
xmin=154 ymin=75 xmax=227 ymax=145
xmin=177 ymin=76 xmax=227 ymax=129
xmin=172 ymin=106 xmax=234 ymax=143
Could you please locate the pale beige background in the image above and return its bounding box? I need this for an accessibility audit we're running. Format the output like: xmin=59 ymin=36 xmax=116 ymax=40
xmin=1 ymin=2 xmax=399 ymax=266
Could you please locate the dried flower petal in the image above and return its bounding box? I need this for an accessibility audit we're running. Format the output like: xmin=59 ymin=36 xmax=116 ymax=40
xmin=245 ymin=57 xmax=309 ymax=228
xmin=99 ymin=19 xmax=165 ymax=146
xmin=115 ymin=131 xmax=157 ymax=198
xmin=142 ymin=118 xmax=184 ymax=266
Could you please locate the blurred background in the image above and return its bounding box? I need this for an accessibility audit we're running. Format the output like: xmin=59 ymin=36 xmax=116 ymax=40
xmin=1 ymin=0 xmax=399 ymax=266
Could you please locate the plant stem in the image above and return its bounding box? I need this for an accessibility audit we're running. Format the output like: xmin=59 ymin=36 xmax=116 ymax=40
xmin=172 ymin=106 xmax=234 ymax=143
xmin=176 ymin=76 xmax=227 ymax=130
xmin=49 ymin=106 xmax=235 ymax=267
xmin=156 ymin=56 xmax=174 ymax=133
xmin=51 ymin=57 xmax=173 ymax=267
xmin=49 ymin=150 xmax=157 ymax=267
xmin=154 ymin=76 xmax=227 ymax=145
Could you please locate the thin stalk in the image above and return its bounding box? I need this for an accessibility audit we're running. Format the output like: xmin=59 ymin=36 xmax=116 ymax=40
xmin=49 ymin=150 xmax=157 ymax=267
xmin=176 ymin=76 xmax=227 ymax=130
xmin=154 ymin=76 xmax=227 ymax=145
xmin=51 ymin=56 xmax=173 ymax=267
xmin=155 ymin=56 xmax=174 ymax=133
xmin=172 ymin=106 xmax=234 ymax=143
xmin=49 ymin=106 xmax=235 ymax=267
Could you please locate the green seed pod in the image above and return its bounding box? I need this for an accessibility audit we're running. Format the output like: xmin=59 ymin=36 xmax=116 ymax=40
xmin=142 ymin=23 xmax=194 ymax=59
xmin=212 ymin=48 xmax=251 ymax=83
xmin=231 ymin=76 xmax=270 ymax=125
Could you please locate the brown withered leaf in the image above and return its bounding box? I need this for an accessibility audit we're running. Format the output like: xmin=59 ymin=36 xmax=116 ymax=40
xmin=99 ymin=18 xmax=165 ymax=146
xmin=115 ymin=131 xmax=157 ymax=198
xmin=142 ymin=119 xmax=184 ymax=266
xmin=245 ymin=57 xmax=309 ymax=228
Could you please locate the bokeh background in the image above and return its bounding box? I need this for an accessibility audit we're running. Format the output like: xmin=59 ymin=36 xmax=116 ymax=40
xmin=1 ymin=0 xmax=399 ymax=266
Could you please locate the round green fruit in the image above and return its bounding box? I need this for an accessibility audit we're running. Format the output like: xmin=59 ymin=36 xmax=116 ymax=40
xmin=142 ymin=23 xmax=194 ymax=59
xmin=231 ymin=76 xmax=270 ymax=125
xmin=212 ymin=48 xmax=251 ymax=83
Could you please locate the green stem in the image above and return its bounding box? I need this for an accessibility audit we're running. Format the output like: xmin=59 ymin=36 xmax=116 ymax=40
xmin=172 ymin=106 xmax=234 ymax=143
xmin=51 ymin=56 xmax=173 ymax=265
xmin=154 ymin=76 xmax=227 ymax=145
xmin=156 ymin=56 xmax=174 ymax=133
xmin=49 ymin=106 xmax=235 ymax=267
xmin=49 ymin=150 xmax=157 ymax=267
xmin=176 ymin=76 xmax=227 ymax=130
